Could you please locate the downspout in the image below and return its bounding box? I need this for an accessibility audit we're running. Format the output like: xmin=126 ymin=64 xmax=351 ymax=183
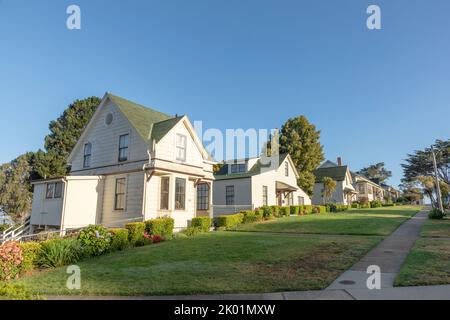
xmin=141 ymin=145 xmax=154 ymax=221
xmin=59 ymin=177 xmax=69 ymax=236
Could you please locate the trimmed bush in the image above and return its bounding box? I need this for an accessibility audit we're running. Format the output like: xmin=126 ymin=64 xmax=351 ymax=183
xmin=303 ymin=205 xmax=313 ymax=214
xmin=254 ymin=209 xmax=264 ymax=220
xmin=109 ymin=228 xmax=129 ymax=251
xmin=78 ymin=225 xmax=112 ymax=256
xmin=37 ymin=238 xmax=84 ymax=268
xmin=290 ymin=206 xmax=300 ymax=216
xmin=429 ymin=208 xmax=446 ymax=220
xmin=270 ymin=206 xmax=280 ymax=217
xmin=145 ymin=217 xmax=174 ymax=238
xmin=351 ymin=201 xmax=360 ymax=209
xmin=316 ymin=206 xmax=327 ymax=213
xmin=261 ymin=206 xmax=273 ymax=219
xmin=173 ymin=232 xmax=189 ymax=240
xmin=0 ymin=241 xmax=23 ymax=281
xmin=182 ymin=226 xmax=202 ymax=237
xmin=191 ymin=217 xmax=212 ymax=232
xmin=241 ymin=211 xmax=257 ymax=224
xmin=216 ymin=213 xmax=244 ymax=229
xmin=279 ymin=206 xmax=290 ymax=217
xmin=19 ymin=242 xmax=41 ymax=274
xmin=370 ymin=200 xmax=382 ymax=208
xmin=125 ymin=222 xmax=146 ymax=247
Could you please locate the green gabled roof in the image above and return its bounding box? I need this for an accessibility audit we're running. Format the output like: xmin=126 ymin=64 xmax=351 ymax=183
xmin=313 ymin=165 xmax=348 ymax=183
xmin=108 ymin=93 xmax=179 ymax=143
xmin=214 ymin=153 xmax=289 ymax=180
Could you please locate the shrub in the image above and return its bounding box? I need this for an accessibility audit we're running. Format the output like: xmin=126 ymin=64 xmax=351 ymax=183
xmin=181 ymin=226 xmax=202 ymax=237
xmin=125 ymin=222 xmax=146 ymax=246
xmin=173 ymin=232 xmax=189 ymax=240
xmin=241 ymin=211 xmax=258 ymax=224
xmin=109 ymin=228 xmax=129 ymax=251
xmin=326 ymin=203 xmax=337 ymax=213
xmin=78 ymin=225 xmax=112 ymax=256
xmin=370 ymin=200 xmax=382 ymax=208
xmin=151 ymin=235 xmax=163 ymax=243
xmin=303 ymin=205 xmax=313 ymax=214
xmin=279 ymin=206 xmax=290 ymax=217
xmin=0 ymin=283 xmax=44 ymax=300
xmin=429 ymin=208 xmax=446 ymax=220
xmin=382 ymin=203 xmax=396 ymax=207
xmin=0 ymin=241 xmax=23 ymax=281
xmin=145 ymin=217 xmax=174 ymax=238
xmin=19 ymin=242 xmax=41 ymax=274
xmin=314 ymin=206 xmax=327 ymax=213
xmin=351 ymin=201 xmax=360 ymax=209
xmin=191 ymin=217 xmax=212 ymax=232
xmin=216 ymin=213 xmax=244 ymax=229
xmin=270 ymin=206 xmax=280 ymax=217
xmin=261 ymin=206 xmax=273 ymax=219
xmin=37 ymin=238 xmax=84 ymax=268
xmin=290 ymin=206 xmax=300 ymax=215
xmin=254 ymin=209 xmax=264 ymax=220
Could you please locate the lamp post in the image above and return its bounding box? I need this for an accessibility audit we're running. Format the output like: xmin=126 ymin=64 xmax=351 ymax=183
xmin=431 ymin=146 xmax=444 ymax=212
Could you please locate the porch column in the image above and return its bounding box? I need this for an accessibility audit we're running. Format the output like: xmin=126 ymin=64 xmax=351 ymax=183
xmin=209 ymin=182 xmax=214 ymax=219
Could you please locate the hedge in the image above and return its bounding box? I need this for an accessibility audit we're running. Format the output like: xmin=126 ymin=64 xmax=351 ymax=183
xmin=254 ymin=209 xmax=264 ymax=220
xmin=303 ymin=205 xmax=313 ymax=214
xmin=270 ymin=206 xmax=280 ymax=217
xmin=279 ymin=206 xmax=290 ymax=217
xmin=216 ymin=213 xmax=244 ymax=229
xmin=315 ymin=206 xmax=327 ymax=213
xmin=19 ymin=242 xmax=41 ymax=273
xmin=261 ymin=206 xmax=273 ymax=219
xmin=191 ymin=217 xmax=212 ymax=232
xmin=109 ymin=228 xmax=129 ymax=251
xmin=145 ymin=217 xmax=174 ymax=238
xmin=370 ymin=200 xmax=382 ymax=208
xmin=290 ymin=205 xmax=300 ymax=215
xmin=125 ymin=222 xmax=146 ymax=246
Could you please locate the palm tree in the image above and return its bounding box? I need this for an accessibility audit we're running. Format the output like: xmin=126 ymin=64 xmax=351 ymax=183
xmin=322 ymin=177 xmax=337 ymax=204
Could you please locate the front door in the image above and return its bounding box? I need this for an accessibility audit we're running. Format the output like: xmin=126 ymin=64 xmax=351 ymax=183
xmin=276 ymin=192 xmax=282 ymax=206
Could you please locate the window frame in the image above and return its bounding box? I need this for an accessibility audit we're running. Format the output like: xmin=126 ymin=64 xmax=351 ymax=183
xmin=285 ymin=162 xmax=289 ymax=177
xmin=226 ymin=185 xmax=235 ymax=206
xmin=160 ymin=176 xmax=170 ymax=210
xmin=83 ymin=142 xmax=92 ymax=168
xmin=298 ymin=196 xmax=305 ymax=206
xmin=231 ymin=163 xmax=246 ymax=174
xmin=262 ymin=185 xmax=268 ymax=206
xmin=197 ymin=183 xmax=210 ymax=211
xmin=45 ymin=182 xmax=63 ymax=199
xmin=114 ymin=178 xmax=126 ymax=210
xmin=175 ymin=178 xmax=186 ymax=210
xmin=175 ymin=133 xmax=187 ymax=162
xmin=118 ymin=134 xmax=129 ymax=162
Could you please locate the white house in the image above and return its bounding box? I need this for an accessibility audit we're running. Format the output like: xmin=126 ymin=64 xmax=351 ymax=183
xmin=352 ymin=173 xmax=385 ymax=203
xmin=213 ymin=154 xmax=311 ymax=215
xmin=312 ymin=158 xmax=357 ymax=205
xmin=30 ymin=93 xmax=215 ymax=232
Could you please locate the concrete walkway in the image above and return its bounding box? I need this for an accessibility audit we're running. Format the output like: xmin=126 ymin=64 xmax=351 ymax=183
xmin=48 ymin=207 xmax=450 ymax=300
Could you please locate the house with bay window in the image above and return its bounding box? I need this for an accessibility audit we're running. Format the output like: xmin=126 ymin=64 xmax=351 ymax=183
xmin=30 ymin=93 xmax=215 ymax=232
xmin=213 ymin=154 xmax=311 ymax=215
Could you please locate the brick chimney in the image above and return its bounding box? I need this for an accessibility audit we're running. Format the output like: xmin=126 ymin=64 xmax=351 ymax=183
xmin=337 ymin=157 xmax=342 ymax=166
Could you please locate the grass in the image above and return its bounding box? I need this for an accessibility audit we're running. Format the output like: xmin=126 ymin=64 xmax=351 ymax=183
xmin=234 ymin=206 xmax=422 ymax=236
xmin=396 ymin=215 xmax=450 ymax=287
xmin=15 ymin=232 xmax=381 ymax=296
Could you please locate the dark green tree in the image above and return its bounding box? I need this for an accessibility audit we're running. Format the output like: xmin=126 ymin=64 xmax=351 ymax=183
xmin=357 ymin=162 xmax=392 ymax=183
xmin=277 ymin=116 xmax=324 ymax=196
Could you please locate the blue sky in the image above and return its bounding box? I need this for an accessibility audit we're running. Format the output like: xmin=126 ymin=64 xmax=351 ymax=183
xmin=0 ymin=0 xmax=449 ymax=188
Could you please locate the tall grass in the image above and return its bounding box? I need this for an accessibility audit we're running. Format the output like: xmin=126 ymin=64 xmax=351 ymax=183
xmin=37 ymin=238 xmax=85 ymax=268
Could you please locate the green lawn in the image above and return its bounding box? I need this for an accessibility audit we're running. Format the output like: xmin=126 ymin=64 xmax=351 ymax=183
xmin=235 ymin=206 xmax=422 ymax=236
xmin=15 ymin=232 xmax=381 ymax=296
xmin=396 ymin=216 xmax=450 ymax=287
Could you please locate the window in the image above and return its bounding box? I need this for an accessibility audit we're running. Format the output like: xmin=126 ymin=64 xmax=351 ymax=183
xmin=230 ymin=164 xmax=246 ymax=174
xmin=46 ymin=182 xmax=63 ymax=199
xmin=285 ymin=162 xmax=289 ymax=176
xmin=175 ymin=178 xmax=186 ymax=210
xmin=118 ymin=134 xmax=129 ymax=162
xmin=197 ymin=183 xmax=209 ymax=210
xmin=160 ymin=177 xmax=170 ymax=210
xmin=226 ymin=186 xmax=234 ymax=205
xmin=114 ymin=178 xmax=126 ymax=210
xmin=83 ymin=143 xmax=92 ymax=168
xmin=288 ymin=193 xmax=294 ymax=205
xmin=262 ymin=186 xmax=268 ymax=206
xmin=176 ymin=134 xmax=187 ymax=161
xmin=298 ymin=196 xmax=305 ymax=206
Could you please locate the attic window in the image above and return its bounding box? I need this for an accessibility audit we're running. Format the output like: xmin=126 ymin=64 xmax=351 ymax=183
xmin=105 ymin=113 xmax=113 ymax=126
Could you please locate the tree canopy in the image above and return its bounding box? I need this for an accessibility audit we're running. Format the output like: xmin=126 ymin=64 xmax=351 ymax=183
xmin=357 ymin=162 xmax=392 ymax=183
xmin=277 ymin=116 xmax=324 ymax=196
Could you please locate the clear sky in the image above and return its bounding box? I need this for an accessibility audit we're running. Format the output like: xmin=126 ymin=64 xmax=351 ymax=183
xmin=0 ymin=0 xmax=449 ymax=188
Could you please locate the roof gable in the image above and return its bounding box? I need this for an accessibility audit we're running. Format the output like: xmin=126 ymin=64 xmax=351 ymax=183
xmin=313 ymin=165 xmax=349 ymax=182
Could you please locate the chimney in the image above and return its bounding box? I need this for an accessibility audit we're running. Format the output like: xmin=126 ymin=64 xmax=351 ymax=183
xmin=337 ymin=157 xmax=342 ymax=166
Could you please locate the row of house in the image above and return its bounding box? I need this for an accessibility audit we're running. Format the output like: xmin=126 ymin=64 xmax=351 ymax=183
xmin=29 ymin=94 xmax=400 ymax=233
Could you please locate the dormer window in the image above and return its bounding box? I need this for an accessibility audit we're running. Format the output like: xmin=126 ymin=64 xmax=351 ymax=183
xmin=175 ymin=134 xmax=187 ymax=162
xmin=231 ymin=164 xmax=246 ymax=174
xmin=83 ymin=143 xmax=92 ymax=168
xmin=118 ymin=134 xmax=129 ymax=162
xmin=285 ymin=162 xmax=289 ymax=177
